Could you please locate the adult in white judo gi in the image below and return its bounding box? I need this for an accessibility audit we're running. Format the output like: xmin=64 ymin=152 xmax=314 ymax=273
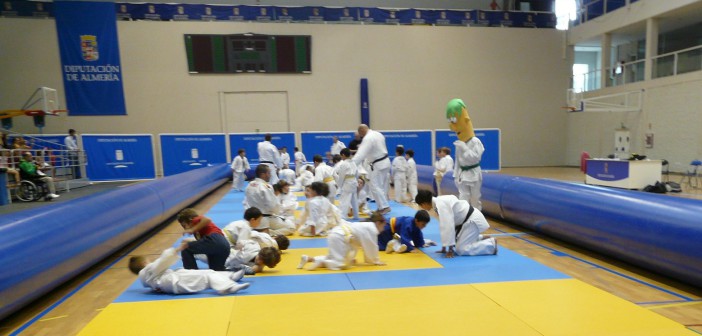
xmin=352 ymin=124 xmax=391 ymax=214
xmin=415 ymin=190 xmax=497 ymax=257
xmin=257 ymin=133 xmax=283 ymax=185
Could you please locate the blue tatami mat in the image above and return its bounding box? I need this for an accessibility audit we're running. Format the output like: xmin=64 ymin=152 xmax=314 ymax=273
xmin=115 ymin=186 xmax=568 ymax=303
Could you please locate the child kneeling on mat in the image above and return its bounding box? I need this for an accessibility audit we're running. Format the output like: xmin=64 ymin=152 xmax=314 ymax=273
xmin=372 ymin=209 xmax=433 ymax=254
xmin=297 ymin=219 xmax=386 ymax=271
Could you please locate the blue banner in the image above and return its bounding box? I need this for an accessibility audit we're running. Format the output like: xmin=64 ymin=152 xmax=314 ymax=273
xmin=7 ymin=2 xmax=557 ymax=28
xmin=435 ymin=129 xmax=501 ymax=171
xmin=323 ymin=7 xmax=359 ymax=23
xmin=82 ymin=134 xmax=155 ymax=181
xmin=1 ymin=1 xmax=52 ymax=17
xmin=300 ymin=130 xmax=432 ymax=166
xmin=159 ymin=134 xmax=227 ymax=176
xmin=300 ymin=131 xmax=355 ymax=163
xmin=55 ymin=1 xmax=126 ymax=116
xmin=229 ymin=133 xmax=295 ymax=164
xmin=360 ymin=79 xmax=369 ymax=127
xmin=380 ymin=130 xmax=432 ymax=166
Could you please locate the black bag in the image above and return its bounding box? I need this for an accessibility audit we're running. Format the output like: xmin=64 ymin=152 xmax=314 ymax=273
xmin=643 ymin=181 xmax=667 ymax=193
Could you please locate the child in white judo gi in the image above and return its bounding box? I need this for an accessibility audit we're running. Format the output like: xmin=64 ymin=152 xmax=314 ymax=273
xmin=274 ymin=180 xmax=298 ymax=222
xmin=405 ymin=149 xmax=418 ymax=202
xmin=129 ymin=245 xmax=249 ymax=295
xmin=230 ymin=149 xmax=250 ymax=191
xmin=297 ymin=182 xmax=342 ymax=236
xmin=294 ymin=164 xmax=315 ymax=191
xmin=313 ymin=154 xmax=337 ymax=203
xmin=414 ymin=189 xmax=497 ymax=257
xmin=335 ymin=148 xmax=359 ymax=220
xmin=225 ymin=246 xmax=282 ymax=275
xmin=222 ymin=207 xmax=262 ymax=248
xmin=297 ymin=219 xmax=386 ymax=271
xmin=391 ymin=146 xmax=409 ymax=203
xmin=278 ymin=164 xmax=297 ymax=186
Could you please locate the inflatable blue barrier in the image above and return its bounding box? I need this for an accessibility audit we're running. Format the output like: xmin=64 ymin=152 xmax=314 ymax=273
xmin=414 ymin=165 xmax=702 ymax=287
xmin=0 ymin=164 xmax=230 ymax=320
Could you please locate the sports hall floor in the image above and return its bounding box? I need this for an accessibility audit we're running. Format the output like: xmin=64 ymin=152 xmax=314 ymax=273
xmin=2 ymin=167 xmax=702 ymax=335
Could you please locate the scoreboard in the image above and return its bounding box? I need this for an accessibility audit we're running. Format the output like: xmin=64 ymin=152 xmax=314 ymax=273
xmin=185 ymin=33 xmax=311 ymax=74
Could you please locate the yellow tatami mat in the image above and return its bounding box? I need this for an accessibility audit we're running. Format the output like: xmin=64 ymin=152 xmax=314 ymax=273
xmin=84 ymin=279 xmax=696 ymax=335
xmin=78 ymin=297 xmax=235 ymax=336
xmin=260 ymin=247 xmax=442 ymax=276
xmin=228 ymin=283 xmax=543 ymax=336
xmin=472 ymin=279 xmax=696 ymax=336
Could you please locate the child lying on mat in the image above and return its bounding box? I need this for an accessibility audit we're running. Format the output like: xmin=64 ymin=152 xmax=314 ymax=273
xmin=128 ymin=245 xmax=249 ymax=295
xmin=371 ymin=210 xmax=434 ymax=254
xmin=297 ymin=220 xmax=386 ymax=271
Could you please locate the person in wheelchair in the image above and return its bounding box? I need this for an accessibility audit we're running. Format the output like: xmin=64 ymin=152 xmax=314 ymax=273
xmin=18 ymin=152 xmax=59 ymax=200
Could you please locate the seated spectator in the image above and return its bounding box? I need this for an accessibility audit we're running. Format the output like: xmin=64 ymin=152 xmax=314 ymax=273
xmin=18 ymin=152 xmax=59 ymax=200
xmin=0 ymin=150 xmax=20 ymax=184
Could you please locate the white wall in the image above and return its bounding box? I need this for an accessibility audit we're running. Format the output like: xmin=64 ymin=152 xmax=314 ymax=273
xmin=565 ymin=71 xmax=702 ymax=172
xmin=0 ymin=18 xmax=570 ymax=167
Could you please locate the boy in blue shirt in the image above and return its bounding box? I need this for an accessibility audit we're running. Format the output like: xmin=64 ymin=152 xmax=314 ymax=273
xmin=371 ymin=210 xmax=432 ymax=253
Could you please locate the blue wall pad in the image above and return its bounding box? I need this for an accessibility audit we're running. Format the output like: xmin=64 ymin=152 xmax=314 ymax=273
xmin=0 ymin=164 xmax=230 ymax=319
xmin=416 ymin=165 xmax=702 ymax=287
xmin=427 ymin=170 xmax=702 ymax=288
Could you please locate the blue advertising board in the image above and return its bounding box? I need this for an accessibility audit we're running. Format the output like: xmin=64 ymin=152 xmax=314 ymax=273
xmin=160 ymin=134 xmax=227 ymax=176
xmin=435 ymin=129 xmax=501 ymax=171
xmin=229 ymin=132 xmax=295 ymax=164
xmin=378 ymin=130 xmax=432 ymax=166
xmin=82 ymin=134 xmax=156 ymax=181
xmin=300 ymin=131 xmax=355 ymax=162
xmin=301 ymin=130 xmax=432 ymax=166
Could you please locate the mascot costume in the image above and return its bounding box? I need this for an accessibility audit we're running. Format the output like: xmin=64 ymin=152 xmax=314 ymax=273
xmin=446 ymin=98 xmax=484 ymax=209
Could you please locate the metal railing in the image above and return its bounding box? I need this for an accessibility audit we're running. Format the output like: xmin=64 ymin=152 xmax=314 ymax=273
xmin=652 ymin=44 xmax=702 ymax=79
xmin=572 ymin=44 xmax=702 ymax=92
xmin=1 ymin=148 xmax=87 ymax=190
xmin=576 ymin=0 xmax=638 ymax=25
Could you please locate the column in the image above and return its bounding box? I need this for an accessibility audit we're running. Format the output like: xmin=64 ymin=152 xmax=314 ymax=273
xmin=601 ymin=33 xmax=611 ymax=89
xmin=644 ymin=18 xmax=659 ymax=80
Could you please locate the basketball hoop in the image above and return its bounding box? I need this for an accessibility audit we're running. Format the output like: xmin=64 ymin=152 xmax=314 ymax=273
xmin=0 ymin=87 xmax=67 ymax=120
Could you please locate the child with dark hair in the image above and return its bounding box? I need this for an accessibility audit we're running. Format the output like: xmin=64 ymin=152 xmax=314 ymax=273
xmin=177 ymin=208 xmax=230 ymax=271
xmin=297 ymin=182 xmax=341 ymax=237
xmin=230 ymin=148 xmax=250 ymax=191
xmin=226 ymin=246 xmax=281 ymax=275
xmin=274 ymin=180 xmax=298 ymax=223
xmin=372 ymin=210 xmax=432 ymax=253
xmin=129 ymin=245 xmax=249 ymax=295
xmin=391 ymin=146 xmax=409 ymax=203
xmin=313 ymin=154 xmax=336 ymax=203
xmin=335 ymin=148 xmax=359 ymax=220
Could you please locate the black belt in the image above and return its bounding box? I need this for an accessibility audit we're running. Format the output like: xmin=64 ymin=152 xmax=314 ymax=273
xmin=369 ymin=154 xmax=388 ymax=171
xmin=455 ymin=205 xmax=474 ymax=238
xmin=260 ymin=161 xmax=274 ymax=164
xmin=460 ymin=162 xmax=481 ymax=171
xmin=262 ymin=213 xmax=283 ymax=220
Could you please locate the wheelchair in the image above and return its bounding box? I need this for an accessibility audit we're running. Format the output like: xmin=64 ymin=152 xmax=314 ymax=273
xmin=15 ymin=179 xmax=50 ymax=202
